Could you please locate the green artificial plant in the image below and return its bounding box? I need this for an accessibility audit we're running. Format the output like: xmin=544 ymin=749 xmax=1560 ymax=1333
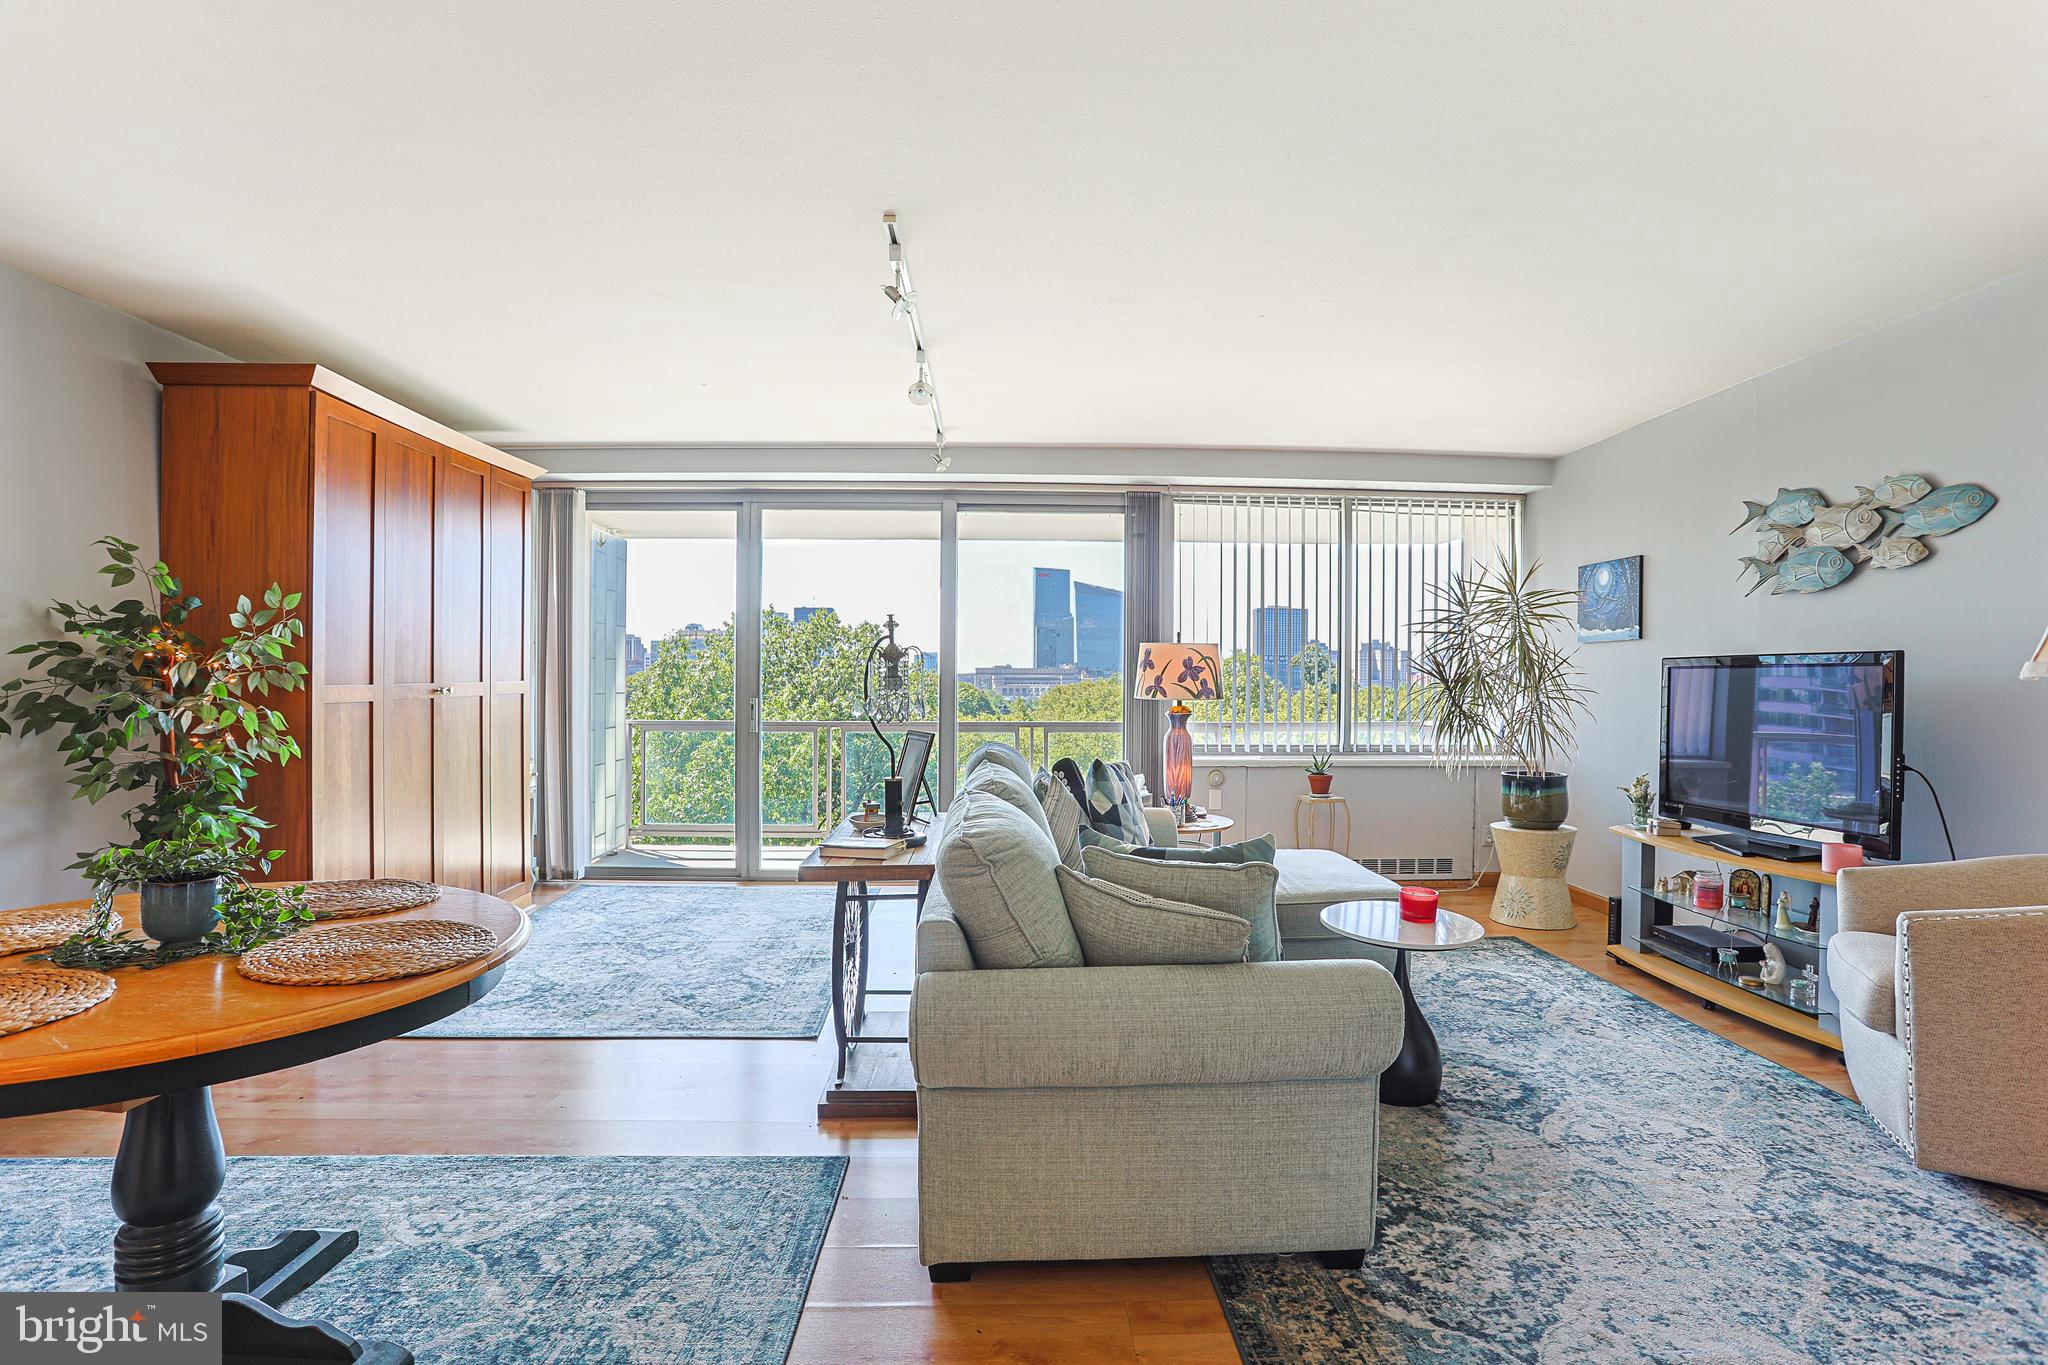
xmin=40 ymin=834 xmax=311 ymax=970
xmin=0 ymin=537 xmax=307 ymax=864
xmin=1412 ymin=553 xmax=1594 ymax=777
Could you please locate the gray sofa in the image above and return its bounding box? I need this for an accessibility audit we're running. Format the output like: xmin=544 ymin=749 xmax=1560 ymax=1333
xmin=910 ymin=760 xmax=1406 ymax=1280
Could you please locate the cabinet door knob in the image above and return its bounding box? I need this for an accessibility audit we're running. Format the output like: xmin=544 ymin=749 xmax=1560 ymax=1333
xmin=434 ymin=685 xmax=455 ymax=695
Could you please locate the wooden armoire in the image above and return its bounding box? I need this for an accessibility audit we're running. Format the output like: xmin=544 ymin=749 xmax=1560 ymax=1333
xmin=152 ymin=364 xmax=540 ymax=900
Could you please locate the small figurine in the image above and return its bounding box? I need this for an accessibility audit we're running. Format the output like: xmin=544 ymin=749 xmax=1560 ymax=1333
xmin=1796 ymin=895 xmax=1822 ymax=933
xmin=1759 ymin=943 xmax=1788 ymax=987
xmin=1773 ymin=890 xmax=1795 ymax=932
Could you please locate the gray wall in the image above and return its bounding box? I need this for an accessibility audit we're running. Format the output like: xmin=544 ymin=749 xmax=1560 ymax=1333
xmin=1530 ymin=265 xmax=2048 ymax=896
xmin=0 ymin=262 xmax=226 ymax=904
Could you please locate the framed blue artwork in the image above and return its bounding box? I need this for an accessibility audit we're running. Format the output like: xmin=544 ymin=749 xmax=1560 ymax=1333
xmin=1577 ymin=555 xmax=1643 ymax=642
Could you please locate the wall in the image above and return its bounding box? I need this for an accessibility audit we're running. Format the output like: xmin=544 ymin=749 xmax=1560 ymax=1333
xmin=0 ymin=262 xmax=228 ymax=903
xmin=1197 ymin=761 xmax=1489 ymax=875
xmin=1529 ymin=265 xmax=2048 ymax=896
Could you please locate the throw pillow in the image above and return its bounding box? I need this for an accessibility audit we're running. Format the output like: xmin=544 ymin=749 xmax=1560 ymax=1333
xmin=963 ymin=742 xmax=1035 ymax=786
xmin=934 ymin=791 xmax=1083 ymax=969
xmin=1079 ymin=845 xmax=1281 ymax=963
xmin=1077 ymin=827 xmax=1278 ymax=866
xmin=1081 ymin=759 xmax=1152 ymax=844
xmin=1054 ymin=865 xmax=1251 ymax=967
xmin=1033 ymin=770 xmax=1088 ymax=871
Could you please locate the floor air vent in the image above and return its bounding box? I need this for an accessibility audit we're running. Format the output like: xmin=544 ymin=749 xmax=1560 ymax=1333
xmin=1357 ymin=856 xmax=1456 ymax=878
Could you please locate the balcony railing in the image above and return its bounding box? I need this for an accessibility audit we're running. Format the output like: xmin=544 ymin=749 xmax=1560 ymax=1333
xmin=627 ymin=717 xmax=1121 ymax=844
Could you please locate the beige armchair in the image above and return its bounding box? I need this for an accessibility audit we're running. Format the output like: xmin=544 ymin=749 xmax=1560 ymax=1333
xmin=1830 ymin=855 xmax=2048 ymax=1191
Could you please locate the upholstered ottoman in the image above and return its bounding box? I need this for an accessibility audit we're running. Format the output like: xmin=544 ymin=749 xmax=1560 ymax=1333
xmin=1274 ymin=849 xmax=1403 ymax=967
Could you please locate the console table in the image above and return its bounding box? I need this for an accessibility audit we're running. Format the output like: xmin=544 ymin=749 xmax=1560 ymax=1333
xmin=1607 ymin=824 xmax=1842 ymax=1050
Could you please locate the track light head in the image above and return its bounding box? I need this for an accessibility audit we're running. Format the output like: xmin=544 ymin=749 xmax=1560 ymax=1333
xmin=907 ymin=377 xmax=936 ymax=406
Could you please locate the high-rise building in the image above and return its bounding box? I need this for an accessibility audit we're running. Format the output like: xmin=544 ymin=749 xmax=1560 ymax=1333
xmin=1032 ymin=567 xmax=1075 ymax=668
xmin=961 ymin=663 xmax=1090 ymax=702
xmin=1252 ymin=606 xmax=1309 ymax=687
xmin=792 ymin=605 xmax=830 ymax=624
xmin=1359 ymin=639 xmax=1413 ymax=689
xmin=624 ymin=633 xmax=649 ymax=676
xmin=1073 ymin=580 xmax=1125 ymax=677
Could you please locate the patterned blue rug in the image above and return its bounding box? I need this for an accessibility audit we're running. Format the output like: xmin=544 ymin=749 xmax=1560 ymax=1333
xmin=1211 ymin=937 xmax=2048 ymax=1364
xmin=0 ymin=1154 xmax=844 ymax=1363
xmin=411 ymin=884 xmax=833 ymax=1038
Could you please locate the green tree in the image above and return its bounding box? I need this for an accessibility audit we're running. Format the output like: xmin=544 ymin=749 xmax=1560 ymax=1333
xmin=1764 ymin=760 xmax=1846 ymax=823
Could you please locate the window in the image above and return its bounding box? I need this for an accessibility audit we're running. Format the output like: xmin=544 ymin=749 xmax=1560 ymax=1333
xmin=1173 ymin=493 xmax=1520 ymax=754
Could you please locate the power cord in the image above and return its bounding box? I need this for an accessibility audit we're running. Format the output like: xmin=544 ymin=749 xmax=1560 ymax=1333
xmin=1903 ymin=763 xmax=1957 ymax=861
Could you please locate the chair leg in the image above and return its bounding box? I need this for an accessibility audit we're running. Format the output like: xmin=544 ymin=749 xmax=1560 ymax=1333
xmin=927 ymin=1262 xmax=973 ymax=1283
xmin=1315 ymin=1248 xmax=1365 ymax=1271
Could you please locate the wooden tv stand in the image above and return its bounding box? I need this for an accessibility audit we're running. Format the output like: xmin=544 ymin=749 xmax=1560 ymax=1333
xmin=1606 ymin=824 xmax=1843 ymax=1051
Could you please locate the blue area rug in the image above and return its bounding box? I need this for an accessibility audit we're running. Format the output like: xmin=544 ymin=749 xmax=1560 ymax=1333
xmin=411 ymin=884 xmax=833 ymax=1038
xmin=1210 ymin=938 xmax=2048 ymax=1363
xmin=0 ymin=1154 xmax=844 ymax=1364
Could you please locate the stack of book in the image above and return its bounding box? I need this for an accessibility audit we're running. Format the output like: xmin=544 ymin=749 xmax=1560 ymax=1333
xmin=819 ymin=832 xmax=907 ymax=860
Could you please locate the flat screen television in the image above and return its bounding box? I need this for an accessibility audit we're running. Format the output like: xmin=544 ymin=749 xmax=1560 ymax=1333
xmin=1659 ymin=652 xmax=1904 ymax=862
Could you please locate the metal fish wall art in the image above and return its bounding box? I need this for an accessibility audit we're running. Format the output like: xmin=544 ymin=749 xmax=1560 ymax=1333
xmin=1889 ymin=483 xmax=1998 ymax=537
xmin=1803 ymin=501 xmax=1883 ymax=549
xmin=1731 ymin=477 xmax=1995 ymax=595
xmin=1733 ymin=487 xmax=1827 ymax=533
xmin=1740 ymin=546 xmax=1854 ymax=596
xmin=1854 ymin=473 xmax=1933 ymax=509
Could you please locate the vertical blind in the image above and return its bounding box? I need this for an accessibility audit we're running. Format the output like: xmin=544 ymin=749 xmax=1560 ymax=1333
xmin=1173 ymin=493 xmax=1521 ymax=754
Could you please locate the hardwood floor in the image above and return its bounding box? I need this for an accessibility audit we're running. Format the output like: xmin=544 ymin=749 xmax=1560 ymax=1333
xmin=0 ymin=882 xmax=1850 ymax=1364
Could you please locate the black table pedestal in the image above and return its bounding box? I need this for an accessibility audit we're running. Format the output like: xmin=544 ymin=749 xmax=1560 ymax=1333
xmin=109 ymin=1087 xmax=411 ymax=1362
xmin=1378 ymin=948 xmax=1443 ymax=1107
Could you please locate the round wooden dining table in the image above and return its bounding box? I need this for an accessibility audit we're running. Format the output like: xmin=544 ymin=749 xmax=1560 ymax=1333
xmin=0 ymin=885 xmax=528 ymax=1363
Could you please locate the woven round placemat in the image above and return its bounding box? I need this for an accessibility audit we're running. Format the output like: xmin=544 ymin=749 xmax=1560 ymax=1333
xmin=0 ymin=965 xmax=116 ymax=1036
xmin=301 ymin=879 xmax=442 ymax=920
xmin=0 ymin=905 xmax=99 ymax=956
xmin=236 ymin=919 xmax=497 ymax=986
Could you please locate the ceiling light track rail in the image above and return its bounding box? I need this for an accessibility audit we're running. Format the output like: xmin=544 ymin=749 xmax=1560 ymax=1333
xmin=883 ymin=213 xmax=949 ymax=471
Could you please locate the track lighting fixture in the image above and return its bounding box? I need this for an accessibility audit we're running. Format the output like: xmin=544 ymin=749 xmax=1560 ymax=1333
xmin=881 ymin=213 xmax=948 ymax=470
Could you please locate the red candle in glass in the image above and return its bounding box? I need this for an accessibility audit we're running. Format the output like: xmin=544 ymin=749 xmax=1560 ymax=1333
xmin=1399 ymin=886 xmax=1440 ymax=923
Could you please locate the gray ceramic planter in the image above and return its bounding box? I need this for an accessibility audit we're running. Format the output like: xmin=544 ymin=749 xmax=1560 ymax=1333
xmin=1501 ymin=772 xmax=1570 ymax=830
xmin=139 ymin=876 xmax=224 ymax=944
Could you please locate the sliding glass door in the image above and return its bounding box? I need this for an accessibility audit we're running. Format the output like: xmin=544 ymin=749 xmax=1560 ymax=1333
xmin=587 ymin=493 xmax=1128 ymax=879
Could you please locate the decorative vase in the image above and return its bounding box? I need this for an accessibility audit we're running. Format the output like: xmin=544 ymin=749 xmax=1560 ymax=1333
xmin=1162 ymin=703 xmax=1194 ymax=806
xmin=1307 ymin=772 xmax=1334 ymax=795
xmin=1501 ymin=771 xmax=1569 ymax=830
xmin=139 ymin=876 xmax=223 ymax=945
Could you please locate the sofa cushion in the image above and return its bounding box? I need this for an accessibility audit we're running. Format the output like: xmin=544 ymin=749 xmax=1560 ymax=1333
xmin=934 ymin=791 xmax=1082 ymax=969
xmin=1033 ymin=770 xmax=1088 ymax=871
xmin=1078 ymin=827 xmax=1278 ymax=867
xmin=963 ymin=742 xmax=1035 ymax=785
xmin=1828 ymin=930 xmax=1897 ymax=1035
xmin=1080 ymin=846 xmax=1280 ymax=963
xmin=1055 ymin=865 xmax=1251 ymax=966
xmin=959 ymin=762 xmax=1054 ymax=841
xmin=1275 ymin=849 xmax=1401 ymax=908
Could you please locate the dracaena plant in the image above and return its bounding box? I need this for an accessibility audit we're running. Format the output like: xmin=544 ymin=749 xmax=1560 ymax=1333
xmin=0 ymin=536 xmax=307 ymax=866
xmin=1411 ymin=553 xmax=1593 ymax=777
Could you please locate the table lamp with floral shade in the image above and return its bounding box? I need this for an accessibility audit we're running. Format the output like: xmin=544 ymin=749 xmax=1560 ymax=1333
xmin=1135 ymin=641 xmax=1220 ymax=814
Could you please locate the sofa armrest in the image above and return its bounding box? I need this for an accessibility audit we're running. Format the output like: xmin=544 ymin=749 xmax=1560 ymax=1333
xmin=1837 ymin=855 xmax=2048 ymax=935
xmin=1897 ymin=904 xmax=2048 ymax=1184
xmin=1143 ymin=806 xmax=1180 ymax=846
xmin=910 ymin=959 xmax=1402 ymax=1090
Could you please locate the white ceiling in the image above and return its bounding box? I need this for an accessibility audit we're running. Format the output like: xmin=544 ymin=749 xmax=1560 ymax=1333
xmin=1 ymin=4 xmax=2043 ymax=458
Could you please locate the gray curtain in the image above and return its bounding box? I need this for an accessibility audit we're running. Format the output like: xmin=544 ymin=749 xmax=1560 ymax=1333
xmin=1123 ymin=492 xmax=1172 ymax=796
xmin=532 ymin=486 xmax=588 ymax=880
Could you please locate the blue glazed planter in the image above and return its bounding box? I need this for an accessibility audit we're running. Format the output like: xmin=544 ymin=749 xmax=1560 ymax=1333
xmin=1501 ymin=772 xmax=1570 ymax=830
xmin=139 ymin=876 xmax=224 ymax=945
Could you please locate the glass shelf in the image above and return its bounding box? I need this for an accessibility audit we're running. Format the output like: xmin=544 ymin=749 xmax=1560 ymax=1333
xmin=1637 ymin=936 xmax=1833 ymax=1022
xmin=1629 ymin=886 xmax=1823 ymax=948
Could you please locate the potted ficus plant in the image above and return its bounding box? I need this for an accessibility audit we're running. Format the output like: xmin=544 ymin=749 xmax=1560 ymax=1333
xmin=1412 ymin=553 xmax=1593 ymax=830
xmin=0 ymin=536 xmax=307 ymax=917
xmin=1305 ymin=749 xmax=1335 ymax=795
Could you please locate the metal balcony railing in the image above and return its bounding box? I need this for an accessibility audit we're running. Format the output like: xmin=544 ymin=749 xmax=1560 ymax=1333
xmin=626 ymin=717 xmax=1121 ymax=843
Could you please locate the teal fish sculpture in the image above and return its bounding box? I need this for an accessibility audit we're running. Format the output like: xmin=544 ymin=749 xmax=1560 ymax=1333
xmin=1740 ymin=545 xmax=1854 ymax=596
xmin=1733 ymin=487 xmax=1826 ymax=533
xmin=1853 ymin=473 xmax=1933 ymax=510
xmin=1889 ymin=483 xmax=1997 ymax=537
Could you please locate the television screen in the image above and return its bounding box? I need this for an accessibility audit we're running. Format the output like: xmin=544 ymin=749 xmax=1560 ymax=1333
xmin=1660 ymin=652 xmax=1903 ymax=858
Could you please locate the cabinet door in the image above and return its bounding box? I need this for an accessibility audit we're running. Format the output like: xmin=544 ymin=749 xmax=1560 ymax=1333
xmin=373 ymin=427 xmax=439 ymax=880
xmin=310 ymin=398 xmax=378 ymax=880
xmin=486 ymin=471 xmax=533 ymax=896
xmin=433 ymin=450 xmax=490 ymax=890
